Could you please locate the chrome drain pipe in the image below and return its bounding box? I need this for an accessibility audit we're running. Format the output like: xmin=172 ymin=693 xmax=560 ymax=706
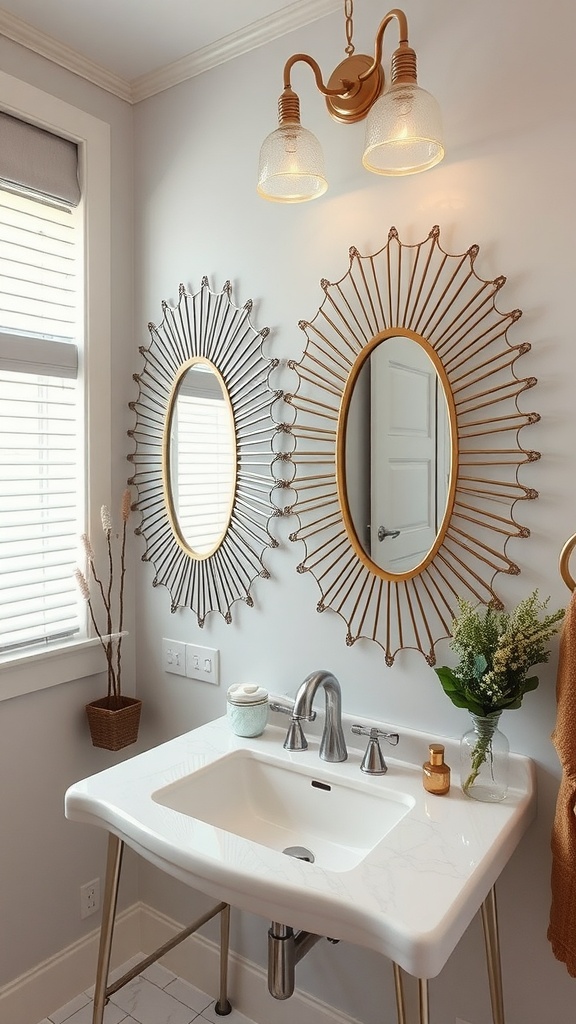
xmin=268 ymin=922 xmax=323 ymax=999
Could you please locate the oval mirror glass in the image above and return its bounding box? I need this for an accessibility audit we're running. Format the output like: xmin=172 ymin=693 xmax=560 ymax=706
xmin=164 ymin=359 xmax=236 ymax=558
xmin=343 ymin=335 xmax=452 ymax=575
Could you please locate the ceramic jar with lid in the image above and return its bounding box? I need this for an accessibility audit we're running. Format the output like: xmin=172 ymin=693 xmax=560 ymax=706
xmin=226 ymin=683 xmax=269 ymax=737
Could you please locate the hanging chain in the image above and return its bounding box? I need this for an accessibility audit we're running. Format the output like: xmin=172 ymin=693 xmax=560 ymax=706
xmin=344 ymin=0 xmax=355 ymax=56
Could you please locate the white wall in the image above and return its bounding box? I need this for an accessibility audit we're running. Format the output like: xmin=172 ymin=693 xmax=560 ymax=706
xmin=132 ymin=1 xmax=576 ymax=1023
xmin=0 ymin=37 xmax=139 ymax=993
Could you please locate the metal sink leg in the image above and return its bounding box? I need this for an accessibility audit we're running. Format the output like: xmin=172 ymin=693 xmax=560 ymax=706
xmin=215 ymin=903 xmax=232 ymax=1015
xmin=392 ymin=884 xmax=505 ymax=1024
xmin=481 ymin=885 xmax=505 ymax=1024
xmin=392 ymin=962 xmax=407 ymax=1024
xmin=91 ymin=832 xmax=232 ymax=1023
xmin=92 ymin=833 xmax=124 ymax=1024
xmin=392 ymin=963 xmax=429 ymax=1024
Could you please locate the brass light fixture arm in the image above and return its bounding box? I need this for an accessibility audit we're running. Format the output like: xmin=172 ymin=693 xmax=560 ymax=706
xmin=282 ymin=8 xmax=412 ymax=94
xmin=257 ymin=4 xmax=442 ymax=198
xmin=282 ymin=53 xmax=354 ymax=99
xmin=358 ymin=8 xmax=417 ymax=86
xmin=277 ymin=8 xmax=416 ymax=128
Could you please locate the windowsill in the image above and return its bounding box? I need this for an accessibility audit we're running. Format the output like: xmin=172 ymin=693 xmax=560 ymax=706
xmin=0 ymin=637 xmax=108 ymax=702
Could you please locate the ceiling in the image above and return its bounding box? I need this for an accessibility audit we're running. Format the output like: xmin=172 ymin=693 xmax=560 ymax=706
xmin=0 ymin=0 xmax=340 ymax=102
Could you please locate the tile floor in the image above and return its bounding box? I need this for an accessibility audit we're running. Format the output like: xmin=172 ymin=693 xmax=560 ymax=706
xmin=36 ymin=958 xmax=257 ymax=1024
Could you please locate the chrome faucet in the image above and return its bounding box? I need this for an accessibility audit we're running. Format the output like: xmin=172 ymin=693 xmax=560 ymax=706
xmin=286 ymin=670 xmax=347 ymax=762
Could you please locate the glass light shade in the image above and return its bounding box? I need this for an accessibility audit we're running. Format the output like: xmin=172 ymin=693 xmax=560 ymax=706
xmin=257 ymin=123 xmax=328 ymax=203
xmin=362 ymin=81 xmax=444 ymax=176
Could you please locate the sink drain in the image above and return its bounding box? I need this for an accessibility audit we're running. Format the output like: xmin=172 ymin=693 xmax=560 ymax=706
xmin=283 ymin=845 xmax=315 ymax=863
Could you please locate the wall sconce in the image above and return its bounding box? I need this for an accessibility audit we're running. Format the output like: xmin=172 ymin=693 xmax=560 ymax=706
xmin=257 ymin=4 xmax=444 ymax=203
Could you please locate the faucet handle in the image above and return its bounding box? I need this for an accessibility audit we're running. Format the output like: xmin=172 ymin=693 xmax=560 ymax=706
xmin=351 ymin=725 xmax=400 ymax=775
xmin=269 ymin=700 xmax=316 ymax=722
xmin=269 ymin=700 xmax=316 ymax=752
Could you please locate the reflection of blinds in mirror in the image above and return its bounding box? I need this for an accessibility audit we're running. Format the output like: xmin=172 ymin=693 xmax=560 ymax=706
xmin=172 ymin=383 xmax=234 ymax=555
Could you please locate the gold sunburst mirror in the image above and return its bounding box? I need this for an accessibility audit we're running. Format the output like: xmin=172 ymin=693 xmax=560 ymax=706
xmin=128 ymin=277 xmax=280 ymax=625
xmin=286 ymin=226 xmax=540 ymax=665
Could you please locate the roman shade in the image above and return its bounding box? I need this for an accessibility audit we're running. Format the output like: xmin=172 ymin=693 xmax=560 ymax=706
xmin=0 ymin=110 xmax=80 ymax=206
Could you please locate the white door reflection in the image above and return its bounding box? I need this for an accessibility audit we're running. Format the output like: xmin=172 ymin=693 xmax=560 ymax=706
xmin=346 ymin=337 xmax=451 ymax=574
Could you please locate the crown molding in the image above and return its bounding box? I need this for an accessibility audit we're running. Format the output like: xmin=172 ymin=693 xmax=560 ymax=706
xmin=0 ymin=0 xmax=340 ymax=105
xmin=0 ymin=10 xmax=132 ymax=101
xmin=131 ymin=0 xmax=340 ymax=102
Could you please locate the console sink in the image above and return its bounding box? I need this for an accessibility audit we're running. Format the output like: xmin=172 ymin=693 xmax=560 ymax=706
xmin=152 ymin=749 xmax=413 ymax=871
xmin=65 ymin=710 xmax=536 ymax=978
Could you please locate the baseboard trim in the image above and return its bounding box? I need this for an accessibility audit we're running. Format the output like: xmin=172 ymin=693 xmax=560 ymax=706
xmin=0 ymin=901 xmax=359 ymax=1024
xmin=0 ymin=903 xmax=140 ymax=1024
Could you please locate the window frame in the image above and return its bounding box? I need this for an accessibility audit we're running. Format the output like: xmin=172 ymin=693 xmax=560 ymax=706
xmin=0 ymin=71 xmax=112 ymax=702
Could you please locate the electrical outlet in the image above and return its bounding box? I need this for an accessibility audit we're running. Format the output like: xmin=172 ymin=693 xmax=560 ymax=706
xmin=186 ymin=643 xmax=220 ymax=685
xmin=162 ymin=638 xmax=186 ymax=676
xmin=80 ymin=878 xmax=100 ymax=919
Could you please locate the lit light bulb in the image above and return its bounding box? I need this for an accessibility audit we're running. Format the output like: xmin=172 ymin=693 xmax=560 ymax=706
xmin=257 ymin=124 xmax=328 ymax=202
xmin=362 ymin=82 xmax=444 ymax=176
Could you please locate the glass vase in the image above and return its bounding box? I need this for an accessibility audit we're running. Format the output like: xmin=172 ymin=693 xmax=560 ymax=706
xmin=460 ymin=712 xmax=509 ymax=802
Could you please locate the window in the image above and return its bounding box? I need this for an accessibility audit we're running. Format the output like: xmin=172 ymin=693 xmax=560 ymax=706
xmin=0 ymin=191 xmax=81 ymax=654
xmin=0 ymin=72 xmax=111 ymax=700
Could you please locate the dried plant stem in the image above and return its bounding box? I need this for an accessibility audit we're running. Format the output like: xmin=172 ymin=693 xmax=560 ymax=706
xmin=116 ymin=513 xmax=128 ymax=699
xmin=86 ymin=550 xmax=117 ymax=701
xmin=85 ymin=596 xmax=115 ymax=690
xmin=104 ymin=531 xmax=117 ymax=699
xmin=76 ymin=492 xmax=132 ymax=706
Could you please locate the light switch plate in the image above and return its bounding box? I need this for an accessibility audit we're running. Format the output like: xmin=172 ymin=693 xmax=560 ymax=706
xmin=162 ymin=638 xmax=186 ymax=676
xmin=186 ymin=644 xmax=219 ymax=685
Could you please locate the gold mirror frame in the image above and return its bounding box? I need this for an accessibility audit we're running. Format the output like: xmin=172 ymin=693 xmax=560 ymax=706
xmin=128 ymin=278 xmax=280 ymax=625
xmin=285 ymin=226 xmax=540 ymax=665
xmin=337 ymin=327 xmax=458 ymax=580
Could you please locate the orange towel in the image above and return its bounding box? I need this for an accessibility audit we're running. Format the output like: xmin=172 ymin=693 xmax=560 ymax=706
xmin=548 ymin=588 xmax=576 ymax=975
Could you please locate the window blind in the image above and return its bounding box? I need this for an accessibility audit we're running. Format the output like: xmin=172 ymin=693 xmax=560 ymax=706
xmin=0 ymin=189 xmax=80 ymax=654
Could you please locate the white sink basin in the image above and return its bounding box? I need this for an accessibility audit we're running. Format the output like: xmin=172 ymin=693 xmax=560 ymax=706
xmin=65 ymin=711 xmax=536 ymax=978
xmin=152 ymin=749 xmax=413 ymax=871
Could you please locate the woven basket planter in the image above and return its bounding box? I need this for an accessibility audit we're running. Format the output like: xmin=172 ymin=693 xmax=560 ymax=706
xmin=86 ymin=695 xmax=142 ymax=751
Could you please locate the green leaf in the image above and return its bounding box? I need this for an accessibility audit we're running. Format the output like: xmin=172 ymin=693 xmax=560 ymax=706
xmin=501 ymin=696 xmax=523 ymax=710
xmin=522 ymin=675 xmax=540 ymax=694
xmin=434 ymin=667 xmax=461 ymax=693
xmin=464 ymin=698 xmax=488 ymax=717
xmin=434 ymin=667 xmax=485 ymax=716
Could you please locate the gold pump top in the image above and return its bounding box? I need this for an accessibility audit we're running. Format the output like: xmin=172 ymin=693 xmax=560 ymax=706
xmin=429 ymin=743 xmax=445 ymax=766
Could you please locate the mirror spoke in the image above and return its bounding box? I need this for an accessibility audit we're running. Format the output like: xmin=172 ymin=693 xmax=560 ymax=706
xmin=128 ymin=279 xmax=280 ymax=623
xmin=288 ymin=227 xmax=539 ymax=663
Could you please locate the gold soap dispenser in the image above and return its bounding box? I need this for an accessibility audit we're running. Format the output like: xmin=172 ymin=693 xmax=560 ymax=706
xmin=423 ymin=743 xmax=451 ymax=795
